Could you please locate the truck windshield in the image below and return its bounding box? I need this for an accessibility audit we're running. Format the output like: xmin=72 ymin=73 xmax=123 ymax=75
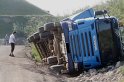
xmin=97 ymin=19 xmax=114 ymax=56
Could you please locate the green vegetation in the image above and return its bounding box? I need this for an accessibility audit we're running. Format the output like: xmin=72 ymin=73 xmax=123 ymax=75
xmin=120 ymin=66 xmax=124 ymax=75
xmin=31 ymin=43 xmax=41 ymax=62
xmin=0 ymin=16 xmax=57 ymax=38
xmin=0 ymin=16 xmax=13 ymax=38
xmin=24 ymin=16 xmax=58 ymax=36
xmin=94 ymin=0 xmax=124 ymax=23
xmin=120 ymin=79 xmax=124 ymax=82
xmin=0 ymin=16 xmax=29 ymax=38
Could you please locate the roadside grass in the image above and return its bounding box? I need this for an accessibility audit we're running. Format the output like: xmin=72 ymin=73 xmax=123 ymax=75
xmin=120 ymin=80 xmax=124 ymax=82
xmin=120 ymin=66 xmax=124 ymax=75
xmin=31 ymin=43 xmax=42 ymax=62
xmin=113 ymin=66 xmax=124 ymax=82
xmin=119 ymin=66 xmax=124 ymax=82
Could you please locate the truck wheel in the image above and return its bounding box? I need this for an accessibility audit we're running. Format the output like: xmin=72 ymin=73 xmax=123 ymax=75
xmin=47 ymin=56 xmax=58 ymax=65
xmin=38 ymin=27 xmax=44 ymax=33
xmin=33 ymin=32 xmax=40 ymax=41
xmin=50 ymin=64 xmax=65 ymax=73
xmin=29 ymin=35 xmax=35 ymax=42
xmin=44 ymin=22 xmax=55 ymax=31
xmin=44 ymin=22 xmax=61 ymax=31
xmin=41 ymin=31 xmax=51 ymax=38
xmin=40 ymin=31 xmax=54 ymax=40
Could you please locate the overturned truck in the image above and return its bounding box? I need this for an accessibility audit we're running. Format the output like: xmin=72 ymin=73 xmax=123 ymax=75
xmin=28 ymin=8 xmax=124 ymax=73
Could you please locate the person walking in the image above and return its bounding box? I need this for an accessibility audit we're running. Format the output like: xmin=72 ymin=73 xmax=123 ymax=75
xmin=9 ymin=31 xmax=16 ymax=57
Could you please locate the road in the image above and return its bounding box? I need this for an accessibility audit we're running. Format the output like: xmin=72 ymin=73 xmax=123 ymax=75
xmin=0 ymin=45 xmax=62 ymax=82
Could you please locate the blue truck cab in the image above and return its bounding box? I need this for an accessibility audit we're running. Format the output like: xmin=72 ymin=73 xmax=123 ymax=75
xmin=68 ymin=16 xmax=120 ymax=69
xmin=61 ymin=8 xmax=121 ymax=72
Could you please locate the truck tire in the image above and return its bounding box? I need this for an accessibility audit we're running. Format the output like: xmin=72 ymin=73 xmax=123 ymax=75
xmin=29 ymin=35 xmax=35 ymax=42
xmin=47 ymin=56 xmax=58 ymax=65
xmin=50 ymin=65 xmax=65 ymax=73
xmin=38 ymin=27 xmax=44 ymax=33
xmin=40 ymin=31 xmax=54 ymax=40
xmin=41 ymin=31 xmax=51 ymax=38
xmin=33 ymin=32 xmax=40 ymax=41
xmin=44 ymin=22 xmax=61 ymax=31
xmin=44 ymin=22 xmax=54 ymax=31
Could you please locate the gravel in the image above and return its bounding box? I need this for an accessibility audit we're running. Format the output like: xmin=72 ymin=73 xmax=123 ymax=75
xmin=72 ymin=61 xmax=124 ymax=82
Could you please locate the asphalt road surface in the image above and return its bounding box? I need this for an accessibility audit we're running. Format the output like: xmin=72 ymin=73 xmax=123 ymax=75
xmin=0 ymin=45 xmax=62 ymax=82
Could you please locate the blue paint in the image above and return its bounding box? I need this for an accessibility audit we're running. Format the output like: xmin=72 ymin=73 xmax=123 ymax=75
xmin=69 ymin=18 xmax=101 ymax=68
